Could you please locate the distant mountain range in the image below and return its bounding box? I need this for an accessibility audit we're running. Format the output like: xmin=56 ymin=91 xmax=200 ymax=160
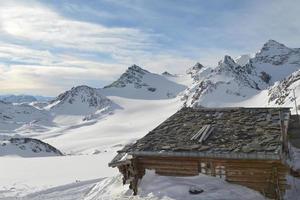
xmin=0 ymin=95 xmax=53 ymax=103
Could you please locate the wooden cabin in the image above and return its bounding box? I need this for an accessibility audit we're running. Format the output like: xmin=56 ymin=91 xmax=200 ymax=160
xmin=109 ymin=107 xmax=292 ymax=199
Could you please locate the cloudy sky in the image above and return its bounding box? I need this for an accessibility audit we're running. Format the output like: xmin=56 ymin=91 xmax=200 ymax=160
xmin=0 ymin=0 xmax=300 ymax=96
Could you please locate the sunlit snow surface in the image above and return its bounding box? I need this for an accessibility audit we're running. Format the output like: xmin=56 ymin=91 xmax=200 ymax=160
xmin=20 ymin=171 xmax=265 ymax=200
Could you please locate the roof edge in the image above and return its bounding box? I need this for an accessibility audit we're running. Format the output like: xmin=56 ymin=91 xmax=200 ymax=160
xmin=129 ymin=151 xmax=282 ymax=160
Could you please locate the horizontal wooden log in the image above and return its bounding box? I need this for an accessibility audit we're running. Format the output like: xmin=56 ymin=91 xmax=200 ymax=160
xmin=228 ymin=181 xmax=289 ymax=191
xmin=226 ymin=163 xmax=287 ymax=169
xmin=156 ymin=171 xmax=198 ymax=177
xmin=140 ymin=164 xmax=197 ymax=171
xmin=137 ymin=156 xmax=284 ymax=164
xmin=226 ymin=178 xmax=287 ymax=185
xmin=155 ymin=169 xmax=199 ymax=176
xmin=138 ymin=159 xmax=198 ymax=165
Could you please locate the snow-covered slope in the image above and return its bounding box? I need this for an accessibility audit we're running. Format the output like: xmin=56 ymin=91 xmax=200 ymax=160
xmin=268 ymin=69 xmax=300 ymax=110
xmin=47 ymin=85 xmax=116 ymax=116
xmin=83 ymin=171 xmax=265 ymax=200
xmin=0 ymin=101 xmax=52 ymax=133
xmin=0 ymin=137 xmax=63 ymax=157
xmin=102 ymin=64 xmax=187 ymax=99
xmin=0 ymin=95 xmax=37 ymax=103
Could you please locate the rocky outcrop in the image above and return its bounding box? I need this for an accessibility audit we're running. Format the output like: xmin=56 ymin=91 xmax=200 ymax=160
xmin=162 ymin=71 xmax=176 ymax=77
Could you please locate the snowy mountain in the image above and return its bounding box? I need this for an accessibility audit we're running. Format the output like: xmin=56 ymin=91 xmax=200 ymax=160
xmin=0 ymin=95 xmax=37 ymax=103
xmin=102 ymin=64 xmax=187 ymax=99
xmin=0 ymin=101 xmax=52 ymax=133
xmin=47 ymin=85 xmax=115 ymax=116
xmin=182 ymin=55 xmax=265 ymax=107
xmin=0 ymin=137 xmax=63 ymax=157
xmin=183 ymin=40 xmax=300 ymax=107
xmin=247 ymin=40 xmax=300 ymax=83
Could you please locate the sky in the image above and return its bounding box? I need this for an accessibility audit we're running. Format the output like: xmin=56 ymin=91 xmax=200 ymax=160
xmin=0 ymin=0 xmax=300 ymax=96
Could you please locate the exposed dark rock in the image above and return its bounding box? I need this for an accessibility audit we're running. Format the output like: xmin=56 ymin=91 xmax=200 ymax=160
xmin=162 ymin=71 xmax=175 ymax=77
xmin=260 ymin=71 xmax=272 ymax=84
xmin=147 ymin=87 xmax=156 ymax=92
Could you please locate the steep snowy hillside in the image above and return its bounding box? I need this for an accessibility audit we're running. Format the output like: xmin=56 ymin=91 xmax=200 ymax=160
xmin=102 ymin=64 xmax=187 ymax=99
xmin=0 ymin=101 xmax=52 ymax=133
xmin=0 ymin=95 xmax=37 ymax=103
xmin=268 ymin=69 xmax=300 ymax=109
xmin=47 ymin=85 xmax=116 ymax=117
xmin=0 ymin=137 xmax=63 ymax=157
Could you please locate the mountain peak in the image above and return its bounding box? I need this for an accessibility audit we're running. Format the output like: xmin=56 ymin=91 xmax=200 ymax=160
xmin=217 ymin=55 xmax=237 ymax=70
xmin=127 ymin=64 xmax=149 ymax=74
xmin=162 ymin=71 xmax=175 ymax=77
xmin=223 ymin=55 xmax=236 ymax=64
xmin=104 ymin=64 xmax=151 ymax=89
xmin=260 ymin=40 xmax=288 ymax=53
xmin=186 ymin=62 xmax=204 ymax=81
xmin=263 ymin=39 xmax=285 ymax=47
xmin=48 ymin=85 xmax=113 ymax=115
xmin=253 ymin=39 xmax=294 ymax=66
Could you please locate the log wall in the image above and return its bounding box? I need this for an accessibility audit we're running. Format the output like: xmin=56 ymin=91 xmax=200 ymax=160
xmin=132 ymin=156 xmax=289 ymax=200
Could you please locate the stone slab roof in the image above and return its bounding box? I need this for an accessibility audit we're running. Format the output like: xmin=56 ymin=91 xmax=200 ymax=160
xmin=124 ymin=107 xmax=290 ymax=155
